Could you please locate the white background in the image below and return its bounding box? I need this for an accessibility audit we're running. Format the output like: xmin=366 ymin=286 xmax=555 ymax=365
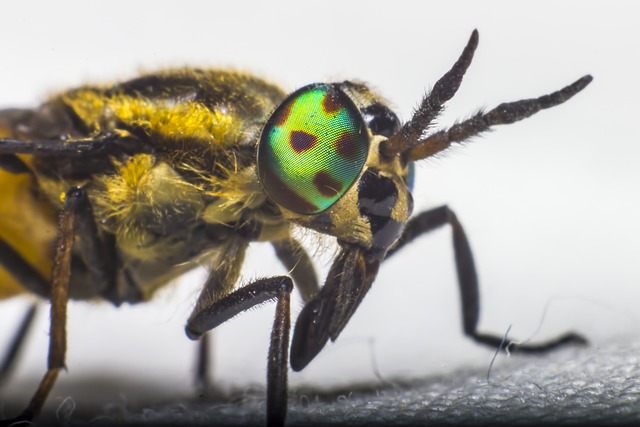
xmin=0 ymin=0 xmax=638 ymax=413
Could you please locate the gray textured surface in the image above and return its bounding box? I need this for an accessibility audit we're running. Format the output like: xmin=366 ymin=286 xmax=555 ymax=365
xmin=14 ymin=338 xmax=637 ymax=426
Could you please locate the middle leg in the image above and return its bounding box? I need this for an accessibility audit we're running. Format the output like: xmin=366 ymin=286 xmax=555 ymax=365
xmin=186 ymin=275 xmax=293 ymax=427
xmin=386 ymin=205 xmax=587 ymax=352
xmin=272 ymin=237 xmax=319 ymax=303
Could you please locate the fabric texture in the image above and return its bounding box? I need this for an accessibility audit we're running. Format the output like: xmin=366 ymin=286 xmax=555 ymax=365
xmin=50 ymin=337 xmax=640 ymax=426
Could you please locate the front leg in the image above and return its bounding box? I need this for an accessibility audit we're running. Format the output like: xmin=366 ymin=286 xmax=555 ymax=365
xmin=387 ymin=205 xmax=587 ymax=352
xmin=185 ymin=276 xmax=293 ymax=427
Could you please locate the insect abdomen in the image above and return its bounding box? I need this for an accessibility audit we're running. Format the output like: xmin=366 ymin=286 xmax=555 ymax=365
xmin=0 ymin=168 xmax=56 ymax=299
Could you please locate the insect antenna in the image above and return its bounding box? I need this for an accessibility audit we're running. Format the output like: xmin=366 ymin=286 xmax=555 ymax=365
xmin=405 ymin=74 xmax=592 ymax=162
xmin=380 ymin=29 xmax=479 ymax=158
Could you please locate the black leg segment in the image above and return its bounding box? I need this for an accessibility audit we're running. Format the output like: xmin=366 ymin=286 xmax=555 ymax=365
xmin=0 ymin=303 xmax=37 ymax=385
xmin=71 ymin=188 xmax=118 ymax=302
xmin=387 ymin=205 xmax=587 ymax=353
xmin=267 ymin=280 xmax=291 ymax=427
xmin=185 ymin=276 xmax=293 ymax=427
xmin=195 ymin=332 xmax=211 ymax=395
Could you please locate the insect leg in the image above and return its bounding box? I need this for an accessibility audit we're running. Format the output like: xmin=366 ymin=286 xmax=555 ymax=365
xmin=406 ymin=75 xmax=593 ymax=161
xmin=0 ymin=137 xmax=107 ymax=155
xmin=0 ymin=303 xmax=38 ymax=386
xmin=1 ymin=180 xmax=122 ymax=304
xmin=186 ymin=276 xmax=293 ymax=427
xmin=195 ymin=332 xmax=211 ymax=395
xmin=67 ymin=190 xmax=120 ymax=302
xmin=272 ymin=238 xmax=319 ymax=302
xmin=0 ymin=187 xmax=83 ymax=425
xmin=0 ymin=134 xmax=152 ymax=158
xmin=188 ymin=238 xmax=249 ymax=392
xmin=386 ymin=205 xmax=587 ymax=353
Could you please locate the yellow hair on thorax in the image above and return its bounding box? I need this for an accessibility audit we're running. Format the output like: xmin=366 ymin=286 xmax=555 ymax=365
xmin=201 ymin=164 xmax=266 ymax=225
xmin=93 ymin=154 xmax=205 ymax=260
xmin=64 ymin=90 xmax=243 ymax=148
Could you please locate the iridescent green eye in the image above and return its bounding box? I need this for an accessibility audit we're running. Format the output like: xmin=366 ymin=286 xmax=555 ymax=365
xmin=257 ymin=83 xmax=369 ymax=214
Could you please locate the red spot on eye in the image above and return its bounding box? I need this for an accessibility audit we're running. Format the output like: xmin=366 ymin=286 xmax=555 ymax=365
xmin=313 ymin=171 xmax=342 ymax=198
xmin=334 ymin=132 xmax=360 ymax=160
xmin=322 ymin=93 xmax=342 ymax=114
xmin=275 ymin=102 xmax=293 ymax=126
xmin=289 ymin=131 xmax=317 ymax=153
xmin=260 ymin=162 xmax=319 ymax=214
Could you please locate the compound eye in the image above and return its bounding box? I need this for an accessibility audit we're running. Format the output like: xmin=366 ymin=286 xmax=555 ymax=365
xmin=258 ymin=84 xmax=369 ymax=214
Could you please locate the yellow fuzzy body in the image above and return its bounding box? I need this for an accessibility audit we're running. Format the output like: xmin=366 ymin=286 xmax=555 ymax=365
xmin=0 ymin=69 xmax=285 ymax=301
